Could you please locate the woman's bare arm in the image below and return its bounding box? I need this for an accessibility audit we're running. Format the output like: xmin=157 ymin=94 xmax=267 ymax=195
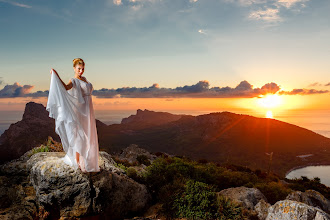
xmin=50 ymin=68 xmax=73 ymax=90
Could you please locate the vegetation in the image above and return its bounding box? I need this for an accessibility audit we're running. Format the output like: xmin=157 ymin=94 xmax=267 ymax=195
xmin=136 ymin=154 xmax=151 ymax=166
xmin=28 ymin=137 xmax=330 ymax=219
xmin=29 ymin=136 xmax=63 ymax=156
xmin=135 ymin=155 xmax=330 ymax=219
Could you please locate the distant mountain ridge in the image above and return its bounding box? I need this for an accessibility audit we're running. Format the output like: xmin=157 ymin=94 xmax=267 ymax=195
xmin=1 ymin=102 xmax=330 ymax=177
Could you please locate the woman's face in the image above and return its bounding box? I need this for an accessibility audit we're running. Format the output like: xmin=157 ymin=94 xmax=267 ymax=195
xmin=74 ymin=64 xmax=85 ymax=77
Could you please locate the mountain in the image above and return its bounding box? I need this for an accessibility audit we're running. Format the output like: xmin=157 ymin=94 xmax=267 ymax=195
xmin=2 ymin=102 xmax=330 ymax=177
xmin=98 ymin=111 xmax=330 ymax=177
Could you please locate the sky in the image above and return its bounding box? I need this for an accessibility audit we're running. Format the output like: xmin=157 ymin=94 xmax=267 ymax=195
xmin=0 ymin=0 xmax=330 ymax=117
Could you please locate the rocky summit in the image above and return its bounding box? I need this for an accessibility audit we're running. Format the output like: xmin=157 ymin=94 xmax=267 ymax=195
xmin=0 ymin=150 xmax=151 ymax=219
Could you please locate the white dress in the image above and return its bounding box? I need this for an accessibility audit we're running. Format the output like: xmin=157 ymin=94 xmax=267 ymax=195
xmin=46 ymin=70 xmax=100 ymax=172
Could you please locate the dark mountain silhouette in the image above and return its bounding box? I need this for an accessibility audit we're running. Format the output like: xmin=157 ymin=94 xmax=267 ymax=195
xmin=98 ymin=110 xmax=330 ymax=177
xmin=1 ymin=102 xmax=330 ymax=177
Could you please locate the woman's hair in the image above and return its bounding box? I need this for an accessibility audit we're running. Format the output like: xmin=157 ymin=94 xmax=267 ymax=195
xmin=73 ymin=58 xmax=85 ymax=67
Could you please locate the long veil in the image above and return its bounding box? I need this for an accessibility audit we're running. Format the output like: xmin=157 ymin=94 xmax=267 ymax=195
xmin=46 ymin=70 xmax=90 ymax=170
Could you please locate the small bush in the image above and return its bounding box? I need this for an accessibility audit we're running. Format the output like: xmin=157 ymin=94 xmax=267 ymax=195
xmin=255 ymin=181 xmax=291 ymax=204
xmin=136 ymin=154 xmax=151 ymax=166
xmin=32 ymin=145 xmax=50 ymax=155
xmin=127 ymin=167 xmax=138 ymax=179
xmin=217 ymin=195 xmax=244 ymax=220
xmin=173 ymin=179 xmax=219 ymax=220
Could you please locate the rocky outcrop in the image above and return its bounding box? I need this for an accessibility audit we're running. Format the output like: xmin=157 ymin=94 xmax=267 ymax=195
xmin=0 ymin=151 xmax=152 ymax=219
xmin=286 ymin=190 xmax=330 ymax=214
xmin=0 ymin=102 xmax=59 ymax=163
xmin=266 ymin=199 xmax=330 ymax=220
xmin=116 ymin=144 xmax=158 ymax=164
xmin=121 ymin=109 xmax=183 ymax=127
xmin=217 ymin=186 xmax=268 ymax=210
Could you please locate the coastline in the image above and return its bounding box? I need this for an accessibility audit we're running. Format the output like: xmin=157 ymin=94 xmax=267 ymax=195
xmin=285 ymin=162 xmax=330 ymax=177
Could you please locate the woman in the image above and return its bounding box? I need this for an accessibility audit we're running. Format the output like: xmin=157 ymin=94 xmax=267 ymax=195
xmin=46 ymin=58 xmax=100 ymax=173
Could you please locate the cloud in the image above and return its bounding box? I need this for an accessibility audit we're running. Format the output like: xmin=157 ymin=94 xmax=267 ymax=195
xmin=0 ymin=82 xmax=48 ymax=98
xmin=309 ymin=82 xmax=323 ymax=87
xmin=0 ymin=77 xmax=3 ymax=86
xmin=113 ymin=0 xmax=122 ymax=5
xmin=278 ymin=88 xmax=329 ymax=95
xmin=1 ymin=80 xmax=327 ymax=99
xmin=249 ymin=8 xmax=282 ymax=22
xmin=92 ymin=80 xmax=283 ymax=98
xmin=226 ymin=0 xmax=309 ymax=24
xmin=275 ymin=0 xmax=308 ymax=8
xmin=0 ymin=0 xmax=32 ymax=8
xmin=325 ymin=83 xmax=330 ymax=86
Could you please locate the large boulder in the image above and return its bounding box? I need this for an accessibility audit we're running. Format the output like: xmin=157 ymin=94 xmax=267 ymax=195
xmin=0 ymin=150 xmax=152 ymax=219
xmin=217 ymin=186 xmax=268 ymax=210
xmin=286 ymin=190 xmax=330 ymax=214
xmin=29 ymin=151 xmax=151 ymax=219
xmin=266 ymin=199 xmax=330 ymax=220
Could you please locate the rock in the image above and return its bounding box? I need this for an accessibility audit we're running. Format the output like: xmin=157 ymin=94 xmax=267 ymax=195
xmin=286 ymin=190 xmax=330 ymax=214
xmin=0 ymin=175 xmax=38 ymax=220
xmin=255 ymin=199 xmax=271 ymax=220
xmin=217 ymin=186 xmax=268 ymax=210
xmin=266 ymin=199 xmax=330 ymax=220
xmin=0 ymin=102 xmax=59 ymax=163
xmin=29 ymin=151 xmax=151 ymax=219
xmin=121 ymin=109 xmax=183 ymax=127
xmin=117 ymin=144 xmax=158 ymax=165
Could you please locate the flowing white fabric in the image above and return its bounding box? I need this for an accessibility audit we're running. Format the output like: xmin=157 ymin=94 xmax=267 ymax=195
xmin=46 ymin=70 xmax=100 ymax=172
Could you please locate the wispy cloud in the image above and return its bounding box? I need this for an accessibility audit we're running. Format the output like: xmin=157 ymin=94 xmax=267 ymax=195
xmin=226 ymin=0 xmax=309 ymax=24
xmin=249 ymin=8 xmax=282 ymax=22
xmin=0 ymin=0 xmax=32 ymax=8
xmin=279 ymin=89 xmax=328 ymax=95
xmin=276 ymin=0 xmax=308 ymax=8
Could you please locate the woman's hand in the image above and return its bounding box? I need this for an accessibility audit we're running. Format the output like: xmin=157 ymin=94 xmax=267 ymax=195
xmin=50 ymin=68 xmax=58 ymax=75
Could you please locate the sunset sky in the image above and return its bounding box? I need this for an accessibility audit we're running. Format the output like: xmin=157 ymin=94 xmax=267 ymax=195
xmin=1 ymin=0 xmax=330 ymax=117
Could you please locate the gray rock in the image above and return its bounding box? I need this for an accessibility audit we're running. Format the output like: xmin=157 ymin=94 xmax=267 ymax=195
xmin=266 ymin=199 xmax=330 ymax=220
xmin=286 ymin=190 xmax=330 ymax=214
xmin=217 ymin=186 xmax=268 ymax=210
xmin=28 ymin=151 xmax=152 ymax=219
xmin=255 ymin=199 xmax=271 ymax=220
xmin=117 ymin=144 xmax=158 ymax=164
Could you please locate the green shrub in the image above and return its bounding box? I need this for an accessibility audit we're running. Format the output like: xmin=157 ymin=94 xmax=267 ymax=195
xmin=217 ymin=194 xmax=244 ymax=220
xmin=255 ymin=181 xmax=291 ymax=204
xmin=173 ymin=179 xmax=219 ymax=220
xmin=31 ymin=145 xmax=50 ymax=155
xmin=127 ymin=167 xmax=137 ymax=179
xmin=136 ymin=154 xmax=151 ymax=166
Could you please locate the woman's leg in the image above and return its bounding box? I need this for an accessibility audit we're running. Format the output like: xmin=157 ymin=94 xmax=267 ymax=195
xmin=76 ymin=152 xmax=80 ymax=168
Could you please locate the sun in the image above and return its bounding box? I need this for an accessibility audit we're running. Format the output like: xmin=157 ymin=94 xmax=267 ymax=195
xmin=257 ymin=94 xmax=282 ymax=108
xmin=266 ymin=110 xmax=273 ymax=118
